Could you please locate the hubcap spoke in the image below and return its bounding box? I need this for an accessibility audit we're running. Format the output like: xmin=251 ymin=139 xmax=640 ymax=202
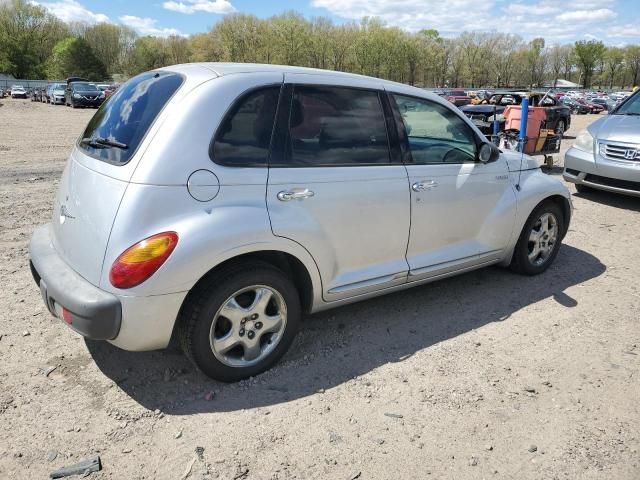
xmin=213 ymin=333 xmax=241 ymax=354
xmin=261 ymin=314 xmax=283 ymax=334
xmin=219 ymin=298 xmax=246 ymax=323
xmin=249 ymin=288 xmax=273 ymax=315
xmin=243 ymin=342 xmax=261 ymax=361
xmin=529 ymin=229 xmax=541 ymax=242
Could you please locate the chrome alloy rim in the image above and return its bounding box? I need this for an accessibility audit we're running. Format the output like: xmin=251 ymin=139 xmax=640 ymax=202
xmin=528 ymin=212 xmax=558 ymax=266
xmin=209 ymin=285 xmax=287 ymax=368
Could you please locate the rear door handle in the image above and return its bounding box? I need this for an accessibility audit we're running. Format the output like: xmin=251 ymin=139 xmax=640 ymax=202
xmin=412 ymin=181 xmax=438 ymax=192
xmin=277 ymin=188 xmax=315 ymax=201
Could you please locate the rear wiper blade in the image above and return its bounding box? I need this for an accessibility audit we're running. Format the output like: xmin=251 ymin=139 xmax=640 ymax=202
xmin=80 ymin=136 xmax=128 ymax=149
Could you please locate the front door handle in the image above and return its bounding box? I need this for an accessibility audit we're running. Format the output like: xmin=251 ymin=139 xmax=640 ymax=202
xmin=412 ymin=180 xmax=438 ymax=192
xmin=277 ymin=188 xmax=315 ymax=201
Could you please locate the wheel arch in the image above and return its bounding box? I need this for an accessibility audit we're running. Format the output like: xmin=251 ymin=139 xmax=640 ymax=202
xmin=170 ymin=248 xmax=320 ymax=346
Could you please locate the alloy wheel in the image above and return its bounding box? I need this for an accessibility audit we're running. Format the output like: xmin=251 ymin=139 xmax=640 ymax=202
xmin=209 ymin=285 xmax=287 ymax=368
xmin=527 ymin=212 xmax=558 ymax=266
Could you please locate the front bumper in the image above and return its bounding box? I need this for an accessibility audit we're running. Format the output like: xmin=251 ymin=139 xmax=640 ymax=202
xmin=71 ymin=97 xmax=103 ymax=107
xmin=30 ymin=225 xmax=122 ymax=340
xmin=51 ymin=95 xmax=65 ymax=104
xmin=563 ymin=146 xmax=640 ymax=197
xmin=29 ymin=225 xmax=188 ymax=350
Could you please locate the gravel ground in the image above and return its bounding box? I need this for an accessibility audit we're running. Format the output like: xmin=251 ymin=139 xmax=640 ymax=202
xmin=1 ymin=98 xmax=639 ymax=479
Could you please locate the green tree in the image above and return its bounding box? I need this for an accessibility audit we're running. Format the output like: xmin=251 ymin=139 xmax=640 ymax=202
xmin=625 ymin=45 xmax=640 ymax=88
xmin=0 ymin=0 xmax=69 ymax=78
xmin=605 ymin=47 xmax=624 ymax=89
xmin=574 ymin=40 xmax=606 ymax=88
xmin=47 ymin=37 xmax=108 ymax=80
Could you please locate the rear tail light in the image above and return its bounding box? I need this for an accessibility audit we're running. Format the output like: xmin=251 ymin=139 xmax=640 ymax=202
xmin=109 ymin=232 xmax=178 ymax=289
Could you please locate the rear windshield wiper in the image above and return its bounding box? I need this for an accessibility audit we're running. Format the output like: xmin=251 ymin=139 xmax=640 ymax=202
xmin=80 ymin=136 xmax=128 ymax=149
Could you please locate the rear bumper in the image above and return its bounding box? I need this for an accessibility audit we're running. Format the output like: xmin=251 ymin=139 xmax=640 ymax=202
xmin=563 ymin=146 xmax=640 ymax=197
xmin=30 ymin=225 xmax=122 ymax=339
xmin=29 ymin=224 xmax=188 ymax=350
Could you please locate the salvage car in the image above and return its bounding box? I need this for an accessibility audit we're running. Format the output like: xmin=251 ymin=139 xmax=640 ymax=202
xmin=564 ymin=89 xmax=640 ymax=197
xmin=461 ymin=91 xmax=571 ymax=137
xmin=441 ymin=89 xmax=472 ymax=106
xmin=65 ymin=81 xmax=105 ymax=108
xmin=48 ymin=83 xmax=67 ymax=105
xmin=29 ymin=64 xmax=572 ymax=382
xmin=11 ymin=85 xmax=27 ymax=99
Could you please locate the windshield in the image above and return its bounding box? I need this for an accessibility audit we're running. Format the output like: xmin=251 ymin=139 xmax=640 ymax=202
xmin=72 ymin=82 xmax=99 ymax=92
xmin=78 ymin=71 xmax=184 ymax=165
xmin=614 ymin=91 xmax=640 ymax=115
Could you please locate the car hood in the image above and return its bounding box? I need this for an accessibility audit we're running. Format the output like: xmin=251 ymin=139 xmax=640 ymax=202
xmin=460 ymin=105 xmax=506 ymax=114
xmin=589 ymin=114 xmax=640 ymax=143
xmin=53 ymin=89 xmax=65 ymax=95
xmin=501 ymin=149 xmax=539 ymax=172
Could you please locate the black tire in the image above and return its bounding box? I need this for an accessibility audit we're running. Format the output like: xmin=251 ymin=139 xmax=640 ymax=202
xmin=575 ymin=183 xmax=592 ymax=194
xmin=178 ymin=261 xmax=301 ymax=382
xmin=510 ymin=201 xmax=564 ymax=276
xmin=555 ymin=120 xmax=566 ymax=137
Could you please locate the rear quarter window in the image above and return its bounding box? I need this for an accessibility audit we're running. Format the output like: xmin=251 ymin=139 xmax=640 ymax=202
xmin=78 ymin=71 xmax=183 ymax=165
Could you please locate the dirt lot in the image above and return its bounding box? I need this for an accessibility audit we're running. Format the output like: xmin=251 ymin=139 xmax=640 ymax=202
xmin=1 ymin=98 xmax=639 ymax=479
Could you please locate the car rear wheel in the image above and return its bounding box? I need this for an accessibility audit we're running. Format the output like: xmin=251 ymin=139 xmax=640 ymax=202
xmin=510 ymin=202 xmax=564 ymax=276
xmin=178 ymin=262 xmax=301 ymax=382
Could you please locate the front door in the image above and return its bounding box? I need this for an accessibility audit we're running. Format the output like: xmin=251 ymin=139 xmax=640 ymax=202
xmin=267 ymin=76 xmax=411 ymax=301
xmin=389 ymin=93 xmax=516 ymax=280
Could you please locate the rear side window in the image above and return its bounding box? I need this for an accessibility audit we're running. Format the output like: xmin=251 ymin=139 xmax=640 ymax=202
xmin=211 ymin=86 xmax=281 ymax=167
xmin=285 ymin=85 xmax=391 ymax=167
xmin=78 ymin=71 xmax=183 ymax=165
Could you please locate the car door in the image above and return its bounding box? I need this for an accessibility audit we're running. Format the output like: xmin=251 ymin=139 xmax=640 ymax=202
xmin=388 ymin=92 xmax=517 ymax=280
xmin=267 ymin=75 xmax=411 ymax=302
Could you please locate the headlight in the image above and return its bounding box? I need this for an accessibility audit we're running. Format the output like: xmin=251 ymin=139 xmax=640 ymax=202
xmin=73 ymin=93 xmax=81 ymax=99
xmin=99 ymin=92 xmax=105 ymax=98
xmin=573 ymin=130 xmax=594 ymax=153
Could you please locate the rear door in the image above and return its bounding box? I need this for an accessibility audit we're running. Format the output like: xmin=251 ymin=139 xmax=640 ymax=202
xmin=267 ymin=75 xmax=411 ymax=301
xmin=388 ymin=92 xmax=516 ymax=280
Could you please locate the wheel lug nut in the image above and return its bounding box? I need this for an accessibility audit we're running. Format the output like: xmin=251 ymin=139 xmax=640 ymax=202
xmin=251 ymin=314 xmax=258 ymax=320
xmin=241 ymin=318 xmax=247 ymax=324
xmin=239 ymin=328 xmax=245 ymax=337
xmin=254 ymin=321 xmax=263 ymax=330
xmin=247 ymin=331 xmax=255 ymax=340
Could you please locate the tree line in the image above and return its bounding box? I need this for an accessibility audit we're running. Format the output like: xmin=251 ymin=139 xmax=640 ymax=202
xmin=1 ymin=0 xmax=639 ymax=89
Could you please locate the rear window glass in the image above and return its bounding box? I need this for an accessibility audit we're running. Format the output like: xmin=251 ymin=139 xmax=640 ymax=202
xmin=78 ymin=71 xmax=183 ymax=165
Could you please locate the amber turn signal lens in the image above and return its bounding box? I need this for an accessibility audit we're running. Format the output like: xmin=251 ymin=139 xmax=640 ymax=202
xmin=109 ymin=232 xmax=178 ymax=289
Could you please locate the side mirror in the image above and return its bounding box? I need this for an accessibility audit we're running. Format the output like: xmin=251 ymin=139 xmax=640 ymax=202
xmin=478 ymin=142 xmax=500 ymax=164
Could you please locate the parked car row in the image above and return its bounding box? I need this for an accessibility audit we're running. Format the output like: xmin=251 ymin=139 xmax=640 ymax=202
xmin=5 ymin=81 xmax=119 ymax=109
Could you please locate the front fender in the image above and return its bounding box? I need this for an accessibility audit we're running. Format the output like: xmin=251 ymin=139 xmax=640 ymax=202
xmin=501 ymin=169 xmax=572 ymax=265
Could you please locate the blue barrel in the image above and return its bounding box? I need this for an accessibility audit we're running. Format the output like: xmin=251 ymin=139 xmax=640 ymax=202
xmin=518 ymin=97 xmax=529 ymax=153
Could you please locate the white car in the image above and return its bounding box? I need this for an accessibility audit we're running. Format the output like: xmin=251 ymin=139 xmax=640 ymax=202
xmin=11 ymin=85 xmax=27 ymax=99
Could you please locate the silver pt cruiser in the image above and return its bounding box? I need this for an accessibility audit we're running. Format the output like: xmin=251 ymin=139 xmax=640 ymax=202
xmin=30 ymin=64 xmax=572 ymax=381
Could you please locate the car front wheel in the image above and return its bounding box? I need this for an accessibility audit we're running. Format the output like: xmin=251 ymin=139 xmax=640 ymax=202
xmin=510 ymin=202 xmax=564 ymax=275
xmin=178 ymin=262 xmax=301 ymax=382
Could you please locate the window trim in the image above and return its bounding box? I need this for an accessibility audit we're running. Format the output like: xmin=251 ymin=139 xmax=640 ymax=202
xmin=76 ymin=71 xmax=185 ymax=167
xmin=269 ymin=83 xmax=399 ymax=168
xmin=209 ymin=83 xmax=284 ymax=168
xmin=387 ymin=91 xmax=484 ymax=165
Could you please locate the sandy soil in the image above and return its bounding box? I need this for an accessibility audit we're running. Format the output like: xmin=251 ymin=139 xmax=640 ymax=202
xmin=1 ymin=98 xmax=639 ymax=479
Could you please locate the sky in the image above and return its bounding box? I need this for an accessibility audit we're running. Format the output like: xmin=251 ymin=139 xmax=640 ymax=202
xmin=32 ymin=0 xmax=640 ymax=44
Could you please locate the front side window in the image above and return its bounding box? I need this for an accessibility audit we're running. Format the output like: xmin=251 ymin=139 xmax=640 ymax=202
xmin=212 ymin=86 xmax=281 ymax=167
xmin=392 ymin=94 xmax=477 ymax=164
xmin=286 ymin=85 xmax=390 ymax=166
xmin=79 ymin=71 xmax=183 ymax=165
xmin=614 ymin=91 xmax=640 ymax=115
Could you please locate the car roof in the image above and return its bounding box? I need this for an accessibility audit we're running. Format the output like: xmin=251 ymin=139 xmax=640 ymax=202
xmin=157 ymin=62 xmax=443 ymax=101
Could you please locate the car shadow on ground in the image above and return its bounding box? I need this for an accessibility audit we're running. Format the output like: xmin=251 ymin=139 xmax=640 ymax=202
xmin=87 ymin=244 xmax=605 ymax=414
xmin=573 ymin=189 xmax=640 ymax=212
